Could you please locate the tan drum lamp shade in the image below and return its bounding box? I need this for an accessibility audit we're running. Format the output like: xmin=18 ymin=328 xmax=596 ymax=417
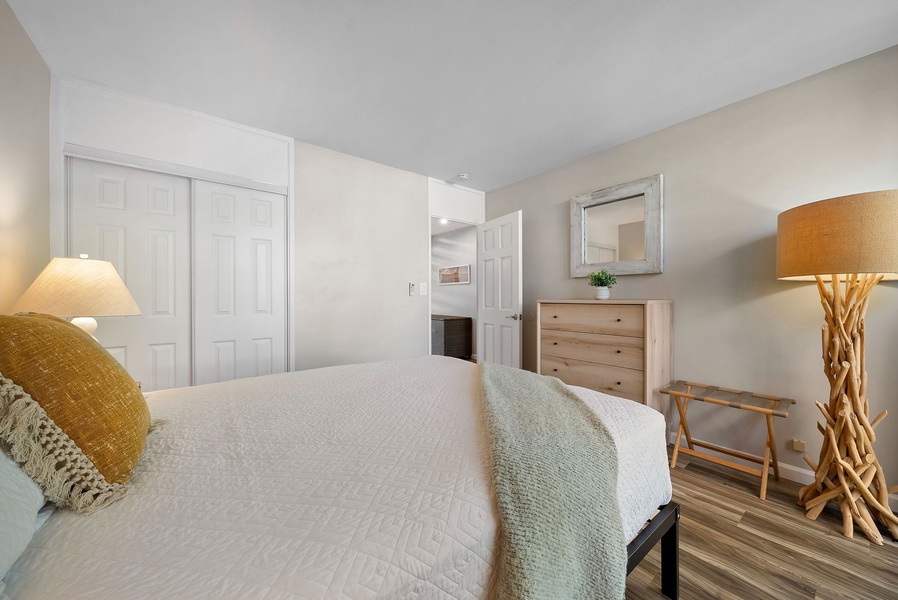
xmin=776 ymin=189 xmax=898 ymax=545
xmin=11 ymin=256 xmax=141 ymax=336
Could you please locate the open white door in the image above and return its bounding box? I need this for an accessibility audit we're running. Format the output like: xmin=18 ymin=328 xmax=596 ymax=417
xmin=476 ymin=211 xmax=523 ymax=367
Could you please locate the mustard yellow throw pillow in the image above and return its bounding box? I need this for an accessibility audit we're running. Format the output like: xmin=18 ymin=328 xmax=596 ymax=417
xmin=0 ymin=313 xmax=149 ymax=513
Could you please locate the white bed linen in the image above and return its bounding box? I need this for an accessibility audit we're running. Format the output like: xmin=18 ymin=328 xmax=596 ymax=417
xmin=3 ymin=356 xmax=670 ymax=599
xmin=569 ymin=385 xmax=673 ymax=542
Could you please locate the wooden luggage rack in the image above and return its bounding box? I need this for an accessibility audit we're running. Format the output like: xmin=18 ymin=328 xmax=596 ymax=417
xmin=661 ymin=381 xmax=795 ymax=500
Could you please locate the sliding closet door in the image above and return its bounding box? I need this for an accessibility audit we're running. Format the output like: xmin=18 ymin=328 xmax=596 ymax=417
xmin=193 ymin=180 xmax=287 ymax=384
xmin=68 ymin=158 xmax=192 ymax=391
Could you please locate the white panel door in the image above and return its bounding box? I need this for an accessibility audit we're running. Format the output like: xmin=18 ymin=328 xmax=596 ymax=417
xmin=68 ymin=157 xmax=192 ymax=391
xmin=476 ymin=211 xmax=522 ymax=368
xmin=193 ymin=180 xmax=287 ymax=384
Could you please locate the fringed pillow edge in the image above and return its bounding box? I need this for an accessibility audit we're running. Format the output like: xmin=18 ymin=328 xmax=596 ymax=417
xmin=0 ymin=374 xmax=129 ymax=514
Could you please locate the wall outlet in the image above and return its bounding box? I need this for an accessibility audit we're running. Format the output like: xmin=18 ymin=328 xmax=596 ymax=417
xmin=408 ymin=282 xmax=416 ymax=296
xmin=419 ymin=282 xmax=428 ymax=295
xmin=791 ymin=439 xmax=806 ymax=452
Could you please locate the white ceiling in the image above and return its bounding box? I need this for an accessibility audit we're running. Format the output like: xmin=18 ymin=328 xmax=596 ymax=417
xmin=9 ymin=1 xmax=898 ymax=191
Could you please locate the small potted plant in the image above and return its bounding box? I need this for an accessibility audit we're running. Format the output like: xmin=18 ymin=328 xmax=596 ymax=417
xmin=588 ymin=269 xmax=617 ymax=300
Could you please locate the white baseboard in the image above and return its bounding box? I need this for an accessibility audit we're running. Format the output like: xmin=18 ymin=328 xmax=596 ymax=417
xmin=669 ymin=434 xmax=898 ymax=511
xmin=776 ymin=461 xmax=815 ymax=485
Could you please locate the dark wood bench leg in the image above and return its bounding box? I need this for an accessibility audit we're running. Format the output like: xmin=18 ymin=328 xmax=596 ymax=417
xmin=660 ymin=503 xmax=679 ymax=600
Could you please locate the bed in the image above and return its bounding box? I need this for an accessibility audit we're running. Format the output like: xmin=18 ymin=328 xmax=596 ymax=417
xmin=1 ymin=355 xmax=675 ymax=599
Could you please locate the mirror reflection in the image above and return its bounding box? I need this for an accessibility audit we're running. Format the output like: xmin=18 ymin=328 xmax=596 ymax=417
xmin=584 ymin=195 xmax=645 ymax=263
xmin=570 ymin=174 xmax=663 ymax=276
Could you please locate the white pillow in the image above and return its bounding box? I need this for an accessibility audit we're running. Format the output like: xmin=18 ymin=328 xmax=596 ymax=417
xmin=0 ymin=449 xmax=44 ymax=581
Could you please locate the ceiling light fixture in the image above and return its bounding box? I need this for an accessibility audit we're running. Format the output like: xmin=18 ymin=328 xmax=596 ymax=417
xmin=440 ymin=218 xmax=448 ymax=225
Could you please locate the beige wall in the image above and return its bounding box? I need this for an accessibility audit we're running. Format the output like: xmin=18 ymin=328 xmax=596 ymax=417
xmin=486 ymin=46 xmax=898 ymax=486
xmin=294 ymin=141 xmax=431 ymax=369
xmin=0 ymin=0 xmax=50 ymax=313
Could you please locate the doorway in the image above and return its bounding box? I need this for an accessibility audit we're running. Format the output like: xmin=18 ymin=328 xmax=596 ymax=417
xmin=430 ymin=210 xmax=523 ymax=368
xmin=430 ymin=217 xmax=478 ymax=360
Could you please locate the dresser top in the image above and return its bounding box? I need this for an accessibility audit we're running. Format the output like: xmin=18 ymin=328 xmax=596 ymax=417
xmin=537 ymin=299 xmax=672 ymax=305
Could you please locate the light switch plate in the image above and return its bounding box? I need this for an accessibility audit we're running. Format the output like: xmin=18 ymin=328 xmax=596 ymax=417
xmin=419 ymin=282 xmax=428 ymax=295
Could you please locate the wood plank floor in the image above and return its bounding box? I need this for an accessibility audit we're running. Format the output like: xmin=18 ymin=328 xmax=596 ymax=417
xmin=626 ymin=452 xmax=898 ymax=599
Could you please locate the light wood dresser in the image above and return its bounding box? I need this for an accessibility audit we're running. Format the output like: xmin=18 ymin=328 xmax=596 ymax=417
xmin=537 ymin=299 xmax=673 ymax=419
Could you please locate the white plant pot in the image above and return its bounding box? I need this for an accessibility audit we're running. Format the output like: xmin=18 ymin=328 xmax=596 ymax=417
xmin=594 ymin=286 xmax=611 ymax=300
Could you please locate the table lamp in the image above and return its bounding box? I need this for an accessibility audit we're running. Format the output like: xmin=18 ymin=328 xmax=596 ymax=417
xmin=776 ymin=189 xmax=898 ymax=544
xmin=11 ymin=255 xmax=141 ymax=337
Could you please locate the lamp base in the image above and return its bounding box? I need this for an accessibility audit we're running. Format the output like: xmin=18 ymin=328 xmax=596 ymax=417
xmin=798 ymin=274 xmax=898 ymax=544
xmin=70 ymin=316 xmax=98 ymax=338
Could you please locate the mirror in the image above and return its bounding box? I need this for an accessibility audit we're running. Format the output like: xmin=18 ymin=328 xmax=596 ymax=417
xmin=570 ymin=174 xmax=663 ymax=276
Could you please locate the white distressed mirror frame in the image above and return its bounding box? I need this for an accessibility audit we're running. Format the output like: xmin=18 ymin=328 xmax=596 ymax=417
xmin=570 ymin=174 xmax=663 ymax=277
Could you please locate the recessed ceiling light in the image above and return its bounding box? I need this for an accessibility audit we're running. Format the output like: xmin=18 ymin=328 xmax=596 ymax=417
xmin=440 ymin=218 xmax=448 ymax=225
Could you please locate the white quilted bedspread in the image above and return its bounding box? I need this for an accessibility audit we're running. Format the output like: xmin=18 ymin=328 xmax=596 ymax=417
xmin=3 ymin=356 xmax=670 ymax=599
xmin=569 ymin=385 xmax=673 ymax=542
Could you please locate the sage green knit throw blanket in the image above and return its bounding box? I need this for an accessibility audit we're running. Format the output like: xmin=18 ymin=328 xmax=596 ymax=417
xmin=479 ymin=362 xmax=626 ymax=600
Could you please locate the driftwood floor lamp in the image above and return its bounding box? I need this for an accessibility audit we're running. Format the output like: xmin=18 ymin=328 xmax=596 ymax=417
xmin=776 ymin=189 xmax=898 ymax=544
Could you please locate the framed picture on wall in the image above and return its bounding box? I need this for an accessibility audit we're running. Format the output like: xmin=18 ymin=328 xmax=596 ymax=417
xmin=439 ymin=264 xmax=471 ymax=285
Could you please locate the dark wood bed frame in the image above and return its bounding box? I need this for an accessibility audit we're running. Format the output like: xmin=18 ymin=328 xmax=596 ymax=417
xmin=626 ymin=502 xmax=679 ymax=599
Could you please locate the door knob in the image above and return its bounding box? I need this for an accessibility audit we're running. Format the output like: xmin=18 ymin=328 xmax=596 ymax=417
xmin=505 ymin=314 xmax=520 ymax=320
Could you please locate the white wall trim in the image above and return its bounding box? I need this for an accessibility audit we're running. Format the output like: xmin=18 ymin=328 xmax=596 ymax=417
xmin=49 ymin=75 xmax=66 ymax=257
xmin=50 ymin=76 xmax=295 ymax=249
xmin=64 ymin=143 xmax=289 ymax=195
xmin=428 ymin=177 xmax=486 ymax=199
xmin=55 ymin=75 xmax=292 ymax=163
xmin=428 ymin=177 xmax=485 ymax=225
xmin=285 ymin=137 xmax=296 ymax=371
xmin=427 ymin=206 xmax=432 ymax=353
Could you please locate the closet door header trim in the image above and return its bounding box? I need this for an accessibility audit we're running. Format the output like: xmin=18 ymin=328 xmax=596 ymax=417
xmin=64 ymin=143 xmax=288 ymax=196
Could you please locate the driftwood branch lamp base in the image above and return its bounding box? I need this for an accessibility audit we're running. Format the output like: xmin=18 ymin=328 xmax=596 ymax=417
xmin=777 ymin=190 xmax=898 ymax=545
xmin=796 ymin=274 xmax=898 ymax=544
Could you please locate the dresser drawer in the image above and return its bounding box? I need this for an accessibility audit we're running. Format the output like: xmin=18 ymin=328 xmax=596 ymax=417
xmin=540 ymin=303 xmax=644 ymax=337
xmin=540 ymin=329 xmax=644 ymax=370
xmin=541 ymin=355 xmax=643 ymax=402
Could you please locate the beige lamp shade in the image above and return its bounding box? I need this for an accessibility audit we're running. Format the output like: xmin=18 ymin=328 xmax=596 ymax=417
xmin=776 ymin=189 xmax=898 ymax=281
xmin=11 ymin=257 xmax=141 ymax=317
